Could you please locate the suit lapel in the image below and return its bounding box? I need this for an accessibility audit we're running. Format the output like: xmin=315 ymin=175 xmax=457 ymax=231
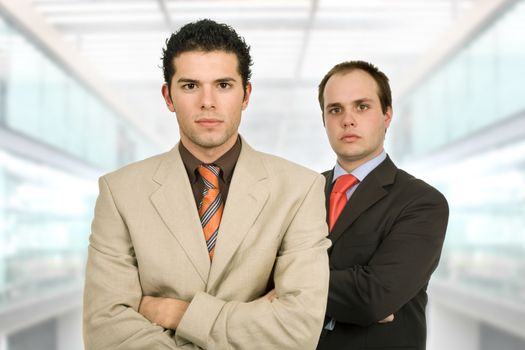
xmin=150 ymin=146 xmax=211 ymax=284
xmin=327 ymin=156 xmax=397 ymax=245
xmin=323 ymin=169 xmax=334 ymax=224
xmin=207 ymin=141 xmax=269 ymax=291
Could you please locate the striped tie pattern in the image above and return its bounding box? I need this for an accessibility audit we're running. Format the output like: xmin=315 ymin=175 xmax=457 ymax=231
xmin=197 ymin=164 xmax=224 ymax=259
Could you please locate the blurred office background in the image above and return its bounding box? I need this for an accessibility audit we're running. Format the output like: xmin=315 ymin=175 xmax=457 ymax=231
xmin=0 ymin=0 xmax=523 ymax=349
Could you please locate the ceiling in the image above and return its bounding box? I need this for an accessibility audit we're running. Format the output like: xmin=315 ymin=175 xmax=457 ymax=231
xmin=28 ymin=0 xmax=480 ymax=170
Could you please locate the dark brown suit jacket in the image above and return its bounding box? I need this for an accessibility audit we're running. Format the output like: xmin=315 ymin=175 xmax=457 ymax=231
xmin=317 ymin=156 xmax=448 ymax=350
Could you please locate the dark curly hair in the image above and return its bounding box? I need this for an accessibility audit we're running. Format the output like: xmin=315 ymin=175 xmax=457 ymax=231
xmin=162 ymin=19 xmax=253 ymax=91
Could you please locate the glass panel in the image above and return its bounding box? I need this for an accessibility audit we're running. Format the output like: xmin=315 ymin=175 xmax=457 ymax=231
xmin=5 ymin=34 xmax=42 ymax=140
xmin=467 ymin=26 xmax=497 ymax=132
xmin=394 ymin=0 xmax=525 ymax=305
xmin=0 ymin=12 xmax=156 ymax=309
xmin=40 ymin=55 xmax=68 ymax=149
xmin=66 ymin=79 xmax=88 ymax=159
xmin=444 ymin=48 xmax=469 ymax=143
xmin=2 ymin=20 xmax=154 ymax=170
xmin=412 ymin=139 xmax=525 ymax=302
xmin=0 ymin=150 xmax=97 ymax=304
xmin=395 ymin=1 xmax=525 ymax=158
xmin=496 ymin=2 xmax=525 ymax=119
xmin=0 ymin=17 xmax=8 ymax=125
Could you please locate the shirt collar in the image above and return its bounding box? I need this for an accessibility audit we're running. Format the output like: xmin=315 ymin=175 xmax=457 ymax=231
xmin=178 ymin=136 xmax=242 ymax=183
xmin=333 ymin=150 xmax=387 ymax=183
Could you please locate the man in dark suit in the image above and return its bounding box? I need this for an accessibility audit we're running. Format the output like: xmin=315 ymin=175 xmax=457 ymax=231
xmin=316 ymin=60 xmax=449 ymax=350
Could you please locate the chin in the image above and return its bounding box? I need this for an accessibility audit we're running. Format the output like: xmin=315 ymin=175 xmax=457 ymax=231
xmin=195 ymin=135 xmax=230 ymax=149
xmin=337 ymin=147 xmax=361 ymax=158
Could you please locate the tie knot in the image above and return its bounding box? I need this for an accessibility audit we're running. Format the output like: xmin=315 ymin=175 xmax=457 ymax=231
xmin=332 ymin=174 xmax=358 ymax=194
xmin=198 ymin=164 xmax=221 ymax=189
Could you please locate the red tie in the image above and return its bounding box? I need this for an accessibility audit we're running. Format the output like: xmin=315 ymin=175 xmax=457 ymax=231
xmin=197 ymin=164 xmax=224 ymax=259
xmin=329 ymin=174 xmax=358 ymax=232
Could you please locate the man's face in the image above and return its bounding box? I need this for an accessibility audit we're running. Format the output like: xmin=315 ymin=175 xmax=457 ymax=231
xmin=322 ymin=69 xmax=392 ymax=171
xmin=162 ymin=50 xmax=251 ymax=156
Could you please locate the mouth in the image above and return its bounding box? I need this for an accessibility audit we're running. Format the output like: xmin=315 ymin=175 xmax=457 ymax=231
xmin=196 ymin=118 xmax=223 ymax=127
xmin=340 ymin=134 xmax=360 ymax=142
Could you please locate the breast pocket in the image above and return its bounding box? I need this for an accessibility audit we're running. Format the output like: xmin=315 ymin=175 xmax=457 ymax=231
xmin=331 ymin=231 xmax=381 ymax=268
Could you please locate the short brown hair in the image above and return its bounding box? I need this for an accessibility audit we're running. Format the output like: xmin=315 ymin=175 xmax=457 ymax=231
xmin=318 ymin=60 xmax=392 ymax=116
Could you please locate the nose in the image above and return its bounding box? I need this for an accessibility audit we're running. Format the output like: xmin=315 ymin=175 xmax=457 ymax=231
xmin=200 ymin=85 xmax=216 ymax=110
xmin=342 ymin=111 xmax=357 ymax=128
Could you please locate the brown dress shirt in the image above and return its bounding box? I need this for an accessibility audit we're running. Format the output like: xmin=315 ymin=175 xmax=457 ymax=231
xmin=178 ymin=137 xmax=242 ymax=208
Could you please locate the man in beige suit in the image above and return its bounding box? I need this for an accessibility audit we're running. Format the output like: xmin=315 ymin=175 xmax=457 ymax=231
xmin=83 ymin=19 xmax=330 ymax=349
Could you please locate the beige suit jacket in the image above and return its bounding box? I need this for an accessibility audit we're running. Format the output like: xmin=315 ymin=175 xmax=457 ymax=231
xmin=83 ymin=140 xmax=330 ymax=349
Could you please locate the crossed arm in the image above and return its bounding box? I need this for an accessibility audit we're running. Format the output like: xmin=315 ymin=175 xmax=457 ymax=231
xmin=84 ymin=175 xmax=331 ymax=349
xmin=327 ymin=189 xmax=449 ymax=326
xmin=138 ymin=290 xmax=277 ymax=330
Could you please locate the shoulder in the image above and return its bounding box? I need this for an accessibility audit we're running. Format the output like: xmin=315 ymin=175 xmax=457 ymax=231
xmin=101 ymin=150 xmax=170 ymax=186
xmin=394 ymin=168 xmax=448 ymax=209
xmin=257 ymin=150 xmax=320 ymax=177
xmin=321 ymin=169 xmax=332 ymax=178
xmin=252 ymin=150 xmax=324 ymax=189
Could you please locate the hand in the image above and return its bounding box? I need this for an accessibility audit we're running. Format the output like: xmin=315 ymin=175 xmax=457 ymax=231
xmin=259 ymin=289 xmax=277 ymax=302
xmin=378 ymin=314 xmax=394 ymax=323
xmin=139 ymin=296 xmax=189 ymax=330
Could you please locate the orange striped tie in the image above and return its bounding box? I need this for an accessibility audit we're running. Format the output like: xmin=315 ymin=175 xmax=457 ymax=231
xmin=197 ymin=164 xmax=224 ymax=259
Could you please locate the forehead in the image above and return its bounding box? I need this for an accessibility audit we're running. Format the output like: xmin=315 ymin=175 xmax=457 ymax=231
xmin=173 ymin=50 xmax=240 ymax=77
xmin=324 ymin=69 xmax=380 ymax=102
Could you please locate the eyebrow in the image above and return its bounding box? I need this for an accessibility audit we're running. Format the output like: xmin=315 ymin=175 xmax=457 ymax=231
xmin=176 ymin=77 xmax=237 ymax=84
xmin=325 ymin=102 xmax=342 ymax=109
xmin=215 ymin=77 xmax=236 ymax=82
xmin=177 ymin=78 xmax=198 ymax=84
xmin=353 ymin=98 xmax=374 ymax=104
xmin=325 ymin=98 xmax=375 ymax=108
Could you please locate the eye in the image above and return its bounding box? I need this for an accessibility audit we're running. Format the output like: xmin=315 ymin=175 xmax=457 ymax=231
xmin=357 ymin=103 xmax=369 ymax=111
xmin=327 ymin=106 xmax=342 ymax=114
xmin=218 ymin=82 xmax=231 ymax=89
xmin=182 ymin=83 xmax=196 ymax=90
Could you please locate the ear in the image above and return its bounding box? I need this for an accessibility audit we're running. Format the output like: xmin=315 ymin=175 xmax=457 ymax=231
xmin=384 ymin=106 xmax=393 ymax=129
xmin=241 ymin=82 xmax=252 ymax=110
xmin=161 ymin=83 xmax=176 ymax=112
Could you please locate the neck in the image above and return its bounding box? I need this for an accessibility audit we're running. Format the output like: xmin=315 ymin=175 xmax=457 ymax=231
xmin=180 ymin=134 xmax=238 ymax=164
xmin=338 ymin=148 xmax=384 ymax=173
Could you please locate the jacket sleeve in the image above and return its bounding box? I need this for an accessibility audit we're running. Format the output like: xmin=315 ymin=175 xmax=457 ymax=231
xmin=83 ymin=176 xmax=186 ymax=350
xmin=327 ymin=187 xmax=449 ymax=326
xmin=176 ymin=175 xmax=331 ymax=350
